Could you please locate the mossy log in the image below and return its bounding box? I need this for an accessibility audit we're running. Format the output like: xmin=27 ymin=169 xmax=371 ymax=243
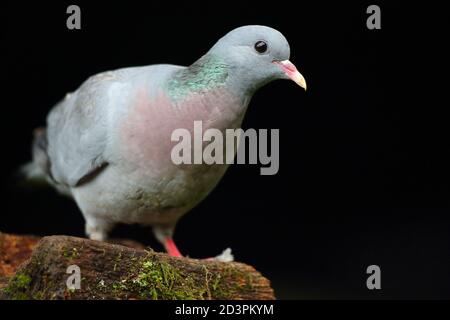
xmin=0 ymin=235 xmax=274 ymax=300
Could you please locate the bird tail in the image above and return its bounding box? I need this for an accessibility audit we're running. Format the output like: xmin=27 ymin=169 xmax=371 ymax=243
xmin=17 ymin=127 xmax=52 ymax=188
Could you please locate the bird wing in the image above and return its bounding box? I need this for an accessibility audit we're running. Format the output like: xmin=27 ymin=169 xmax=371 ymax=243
xmin=46 ymin=65 xmax=184 ymax=188
xmin=46 ymin=70 xmax=123 ymax=187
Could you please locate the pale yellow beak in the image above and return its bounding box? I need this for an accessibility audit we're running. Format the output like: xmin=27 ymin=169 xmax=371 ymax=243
xmin=273 ymin=60 xmax=307 ymax=91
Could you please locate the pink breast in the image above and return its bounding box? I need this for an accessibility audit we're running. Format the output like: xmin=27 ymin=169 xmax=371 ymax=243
xmin=119 ymin=87 xmax=244 ymax=173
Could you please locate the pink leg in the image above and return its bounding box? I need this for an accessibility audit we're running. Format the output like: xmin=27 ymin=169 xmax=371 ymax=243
xmin=164 ymin=237 xmax=182 ymax=257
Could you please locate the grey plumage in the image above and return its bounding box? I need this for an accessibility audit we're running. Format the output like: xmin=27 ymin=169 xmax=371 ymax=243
xmin=22 ymin=26 xmax=306 ymax=257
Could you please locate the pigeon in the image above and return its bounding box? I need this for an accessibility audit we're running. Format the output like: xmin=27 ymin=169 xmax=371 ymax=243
xmin=23 ymin=25 xmax=306 ymax=258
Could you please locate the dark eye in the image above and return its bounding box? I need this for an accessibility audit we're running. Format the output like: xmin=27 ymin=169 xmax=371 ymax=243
xmin=254 ymin=41 xmax=268 ymax=54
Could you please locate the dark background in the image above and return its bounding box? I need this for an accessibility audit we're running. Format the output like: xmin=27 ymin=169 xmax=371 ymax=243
xmin=1 ymin=1 xmax=448 ymax=299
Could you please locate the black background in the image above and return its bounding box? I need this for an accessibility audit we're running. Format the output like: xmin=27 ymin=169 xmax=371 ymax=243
xmin=1 ymin=1 xmax=448 ymax=299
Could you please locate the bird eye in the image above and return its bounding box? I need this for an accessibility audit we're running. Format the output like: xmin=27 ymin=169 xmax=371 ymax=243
xmin=254 ymin=41 xmax=268 ymax=54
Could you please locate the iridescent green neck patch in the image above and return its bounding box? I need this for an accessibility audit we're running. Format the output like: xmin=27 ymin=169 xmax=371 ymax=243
xmin=167 ymin=55 xmax=229 ymax=101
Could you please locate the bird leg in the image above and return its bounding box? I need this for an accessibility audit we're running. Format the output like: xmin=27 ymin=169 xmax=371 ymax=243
xmin=163 ymin=237 xmax=182 ymax=257
xmin=85 ymin=217 xmax=112 ymax=242
xmin=153 ymin=226 xmax=232 ymax=260
xmin=153 ymin=225 xmax=183 ymax=257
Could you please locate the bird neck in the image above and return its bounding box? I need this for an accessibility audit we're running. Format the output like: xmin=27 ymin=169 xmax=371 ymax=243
xmin=167 ymin=54 xmax=229 ymax=101
xmin=165 ymin=54 xmax=255 ymax=123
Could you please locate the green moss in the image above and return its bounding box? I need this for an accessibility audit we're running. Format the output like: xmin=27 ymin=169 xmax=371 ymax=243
xmin=9 ymin=274 xmax=31 ymax=289
xmin=112 ymin=281 xmax=128 ymax=291
xmin=209 ymin=272 xmax=231 ymax=299
xmin=209 ymin=265 xmax=255 ymax=299
xmin=3 ymin=273 xmax=32 ymax=300
xmin=211 ymin=273 xmax=221 ymax=291
xmin=245 ymin=273 xmax=255 ymax=290
xmin=125 ymin=258 xmax=210 ymax=300
xmin=123 ymin=259 xmax=255 ymax=300
xmin=32 ymin=291 xmax=44 ymax=300
xmin=62 ymin=247 xmax=79 ymax=259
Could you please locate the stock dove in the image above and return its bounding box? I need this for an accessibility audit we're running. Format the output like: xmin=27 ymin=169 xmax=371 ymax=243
xmin=23 ymin=25 xmax=306 ymax=258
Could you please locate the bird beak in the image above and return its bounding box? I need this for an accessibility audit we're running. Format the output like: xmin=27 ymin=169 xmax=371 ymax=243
xmin=273 ymin=60 xmax=307 ymax=91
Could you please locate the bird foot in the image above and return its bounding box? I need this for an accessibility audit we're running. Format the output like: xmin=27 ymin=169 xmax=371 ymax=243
xmin=163 ymin=237 xmax=233 ymax=262
xmin=203 ymin=248 xmax=234 ymax=262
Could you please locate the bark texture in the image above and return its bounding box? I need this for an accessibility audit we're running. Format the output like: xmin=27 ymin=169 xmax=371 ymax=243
xmin=0 ymin=234 xmax=274 ymax=300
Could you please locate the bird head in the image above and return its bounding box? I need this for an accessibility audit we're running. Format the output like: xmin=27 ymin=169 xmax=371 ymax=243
xmin=208 ymin=25 xmax=307 ymax=93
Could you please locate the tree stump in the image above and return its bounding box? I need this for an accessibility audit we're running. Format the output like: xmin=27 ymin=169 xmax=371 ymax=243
xmin=0 ymin=235 xmax=275 ymax=300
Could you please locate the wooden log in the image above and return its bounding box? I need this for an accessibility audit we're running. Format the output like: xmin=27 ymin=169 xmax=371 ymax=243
xmin=0 ymin=235 xmax=275 ymax=300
